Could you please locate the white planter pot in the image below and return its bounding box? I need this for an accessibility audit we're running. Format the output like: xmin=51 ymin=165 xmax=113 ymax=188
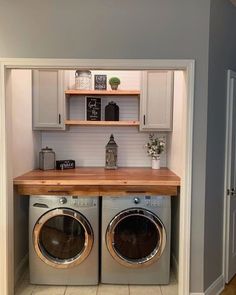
xmin=152 ymin=158 xmax=160 ymax=170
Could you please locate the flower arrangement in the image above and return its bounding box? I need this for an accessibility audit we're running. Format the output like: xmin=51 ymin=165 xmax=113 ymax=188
xmin=145 ymin=134 xmax=165 ymax=159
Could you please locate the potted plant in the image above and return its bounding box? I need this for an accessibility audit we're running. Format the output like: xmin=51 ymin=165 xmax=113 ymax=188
xmin=145 ymin=134 xmax=165 ymax=169
xmin=109 ymin=77 xmax=121 ymax=90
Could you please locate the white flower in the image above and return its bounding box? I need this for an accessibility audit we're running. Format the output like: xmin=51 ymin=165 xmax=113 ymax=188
xmin=145 ymin=133 xmax=165 ymax=158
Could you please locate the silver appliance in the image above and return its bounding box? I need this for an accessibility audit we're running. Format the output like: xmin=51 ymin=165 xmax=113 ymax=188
xmin=101 ymin=196 xmax=171 ymax=284
xmin=29 ymin=195 xmax=99 ymax=285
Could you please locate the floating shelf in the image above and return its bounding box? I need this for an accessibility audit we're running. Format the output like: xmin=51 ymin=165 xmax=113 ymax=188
xmin=65 ymin=90 xmax=140 ymax=96
xmin=65 ymin=120 xmax=140 ymax=126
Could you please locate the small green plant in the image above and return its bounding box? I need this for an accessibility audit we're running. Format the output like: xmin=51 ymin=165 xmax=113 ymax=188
xmin=109 ymin=77 xmax=121 ymax=86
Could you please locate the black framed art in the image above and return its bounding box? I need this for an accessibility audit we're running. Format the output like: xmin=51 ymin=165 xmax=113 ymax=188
xmin=94 ymin=75 xmax=107 ymax=90
xmin=86 ymin=97 xmax=101 ymax=121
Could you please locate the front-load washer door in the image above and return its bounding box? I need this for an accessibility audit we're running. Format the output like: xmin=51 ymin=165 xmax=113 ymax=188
xmin=33 ymin=208 xmax=93 ymax=269
xmin=106 ymin=208 xmax=166 ymax=268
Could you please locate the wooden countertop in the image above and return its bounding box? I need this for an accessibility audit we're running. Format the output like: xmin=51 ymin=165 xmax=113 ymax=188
xmin=14 ymin=167 xmax=180 ymax=196
xmin=14 ymin=167 xmax=180 ymax=186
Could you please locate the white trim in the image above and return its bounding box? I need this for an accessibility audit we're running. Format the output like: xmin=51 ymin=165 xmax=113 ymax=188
xmin=14 ymin=254 xmax=28 ymax=286
xmin=0 ymin=58 xmax=195 ymax=295
xmin=223 ymin=70 xmax=232 ymax=284
xmin=190 ymin=275 xmax=224 ymax=295
xmin=0 ymin=58 xmax=193 ymax=70
xmin=205 ymin=275 xmax=224 ymax=295
xmin=178 ymin=61 xmax=195 ymax=295
xmin=0 ymin=62 xmax=8 ymax=295
xmin=223 ymin=70 xmax=236 ymax=284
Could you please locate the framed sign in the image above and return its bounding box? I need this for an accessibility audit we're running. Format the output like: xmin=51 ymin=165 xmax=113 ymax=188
xmin=94 ymin=75 xmax=107 ymax=90
xmin=86 ymin=97 xmax=101 ymax=121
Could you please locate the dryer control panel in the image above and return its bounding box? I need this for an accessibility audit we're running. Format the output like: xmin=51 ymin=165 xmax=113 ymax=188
xmin=104 ymin=195 xmax=169 ymax=209
xmin=131 ymin=196 xmax=166 ymax=207
xmin=145 ymin=196 xmax=165 ymax=207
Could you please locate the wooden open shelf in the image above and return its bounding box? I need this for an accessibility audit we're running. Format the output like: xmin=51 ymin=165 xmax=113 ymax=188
xmin=65 ymin=90 xmax=140 ymax=127
xmin=65 ymin=120 xmax=140 ymax=126
xmin=65 ymin=90 xmax=140 ymax=96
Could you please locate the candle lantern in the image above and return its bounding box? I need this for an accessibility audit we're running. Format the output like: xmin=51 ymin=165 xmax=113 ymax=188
xmin=105 ymin=134 xmax=118 ymax=169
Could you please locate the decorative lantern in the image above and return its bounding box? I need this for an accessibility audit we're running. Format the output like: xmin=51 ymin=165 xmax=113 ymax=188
xmin=105 ymin=134 xmax=118 ymax=169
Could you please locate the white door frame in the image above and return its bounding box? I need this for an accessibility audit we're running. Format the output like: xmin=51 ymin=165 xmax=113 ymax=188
xmin=0 ymin=58 xmax=195 ymax=295
xmin=223 ymin=69 xmax=236 ymax=284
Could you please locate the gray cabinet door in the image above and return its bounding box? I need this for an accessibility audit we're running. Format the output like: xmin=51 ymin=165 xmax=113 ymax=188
xmin=32 ymin=69 xmax=65 ymax=130
xmin=140 ymin=70 xmax=174 ymax=131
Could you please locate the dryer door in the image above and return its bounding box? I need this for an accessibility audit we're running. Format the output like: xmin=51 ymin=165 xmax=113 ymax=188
xmin=106 ymin=208 xmax=166 ymax=268
xmin=33 ymin=208 xmax=93 ymax=269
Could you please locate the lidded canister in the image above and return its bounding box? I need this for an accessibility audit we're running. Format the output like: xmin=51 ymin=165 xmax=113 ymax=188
xmin=75 ymin=70 xmax=92 ymax=90
xmin=39 ymin=147 xmax=56 ymax=170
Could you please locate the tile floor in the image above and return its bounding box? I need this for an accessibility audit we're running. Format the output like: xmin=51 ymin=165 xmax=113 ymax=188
xmin=15 ymin=271 xmax=178 ymax=295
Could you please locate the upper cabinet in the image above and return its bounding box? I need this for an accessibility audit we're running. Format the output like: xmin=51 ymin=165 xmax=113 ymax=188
xmin=32 ymin=69 xmax=174 ymax=131
xmin=140 ymin=70 xmax=174 ymax=131
xmin=32 ymin=69 xmax=65 ymax=130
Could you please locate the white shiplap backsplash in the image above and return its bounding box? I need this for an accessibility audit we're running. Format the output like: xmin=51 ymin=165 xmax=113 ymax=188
xmin=42 ymin=70 xmax=167 ymax=167
xmin=69 ymin=96 xmax=139 ymax=121
xmin=42 ymin=127 xmax=166 ymax=167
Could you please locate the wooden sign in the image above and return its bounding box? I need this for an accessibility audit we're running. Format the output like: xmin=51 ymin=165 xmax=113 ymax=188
xmin=94 ymin=75 xmax=107 ymax=90
xmin=86 ymin=97 xmax=101 ymax=121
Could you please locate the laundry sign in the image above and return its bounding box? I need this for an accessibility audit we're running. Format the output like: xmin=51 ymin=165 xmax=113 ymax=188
xmin=94 ymin=74 xmax=107 ymax=90
xmin=86 ymin=97 xmax=101 ymax=121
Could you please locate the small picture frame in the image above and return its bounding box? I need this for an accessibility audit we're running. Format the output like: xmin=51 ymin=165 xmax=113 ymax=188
xmin=94 ymin=75 xmax=107 ymax=90
xmin=86 ymin=97 xmax=101 ymax=121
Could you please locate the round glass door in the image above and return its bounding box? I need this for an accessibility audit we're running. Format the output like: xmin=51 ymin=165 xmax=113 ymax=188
xmin=33 ymin=208 xmax=93 ymax=268
xmin=106 ymin=208 xmax=166 ymax=268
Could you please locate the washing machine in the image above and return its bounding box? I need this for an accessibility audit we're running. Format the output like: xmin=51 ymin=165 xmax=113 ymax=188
xmin=29 ymin=195 xmax=99 ymax=285
xmin=101 ymin=196 xmax=171 ymax=285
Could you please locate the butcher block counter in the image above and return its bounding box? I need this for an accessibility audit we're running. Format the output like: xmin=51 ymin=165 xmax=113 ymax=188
xmin=13 ymin=167 xmax=180 ymax=196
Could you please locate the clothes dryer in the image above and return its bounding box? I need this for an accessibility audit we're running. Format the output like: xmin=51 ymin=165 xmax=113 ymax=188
xmin=101 ymin=196 xmax=171 ymax=284
xmin=29 ymin=195 xmax=99 ymax=285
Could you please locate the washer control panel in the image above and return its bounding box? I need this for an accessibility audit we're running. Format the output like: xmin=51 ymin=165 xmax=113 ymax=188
xmin=70 ymin=196 xmax=97 ymax=207
xmin=31 ymin=196 xmax=97 ymax=208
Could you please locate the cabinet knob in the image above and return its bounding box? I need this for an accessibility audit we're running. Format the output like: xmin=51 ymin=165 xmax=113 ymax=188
xmin=143 ymin=115 xmax=146 ymax=125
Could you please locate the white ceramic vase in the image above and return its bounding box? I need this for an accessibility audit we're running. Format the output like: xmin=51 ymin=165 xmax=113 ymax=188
xmin=152 ymin=157 xmax=160 ymax=170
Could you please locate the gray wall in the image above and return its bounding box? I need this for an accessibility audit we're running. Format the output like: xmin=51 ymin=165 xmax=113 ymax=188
xmin=0 ymin=0 xmax=212 ymax=292
xmin=205 ymin=0 xmax=236 ymax=290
